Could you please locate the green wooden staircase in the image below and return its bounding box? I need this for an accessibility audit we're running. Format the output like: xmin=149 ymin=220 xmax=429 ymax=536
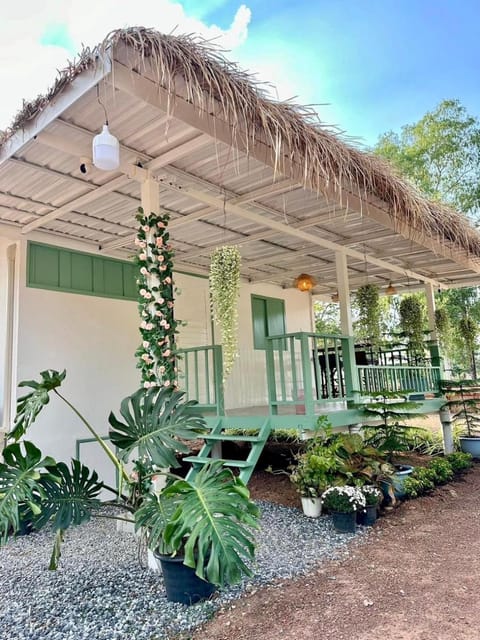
xmin=184 ymin=417 xmax=272 ymax=484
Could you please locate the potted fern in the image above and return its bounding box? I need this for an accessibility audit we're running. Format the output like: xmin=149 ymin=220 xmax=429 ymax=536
xmin=0 ymin=370 xmax=259 ymax=604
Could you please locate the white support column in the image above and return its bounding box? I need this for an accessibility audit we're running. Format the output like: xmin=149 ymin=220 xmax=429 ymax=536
xmin=140 ymin=174 xmax=160 ymax=216
xmin=335 ymin=251 xmax=360 ymax=401
xmin=335 ymin=252 xmax=353 ymax=335
xmin=424 ymin=282 xmax=438 ymax=341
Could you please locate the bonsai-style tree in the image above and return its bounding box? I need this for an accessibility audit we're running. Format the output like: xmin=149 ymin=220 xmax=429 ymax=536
xmin=358 ymin=391 xmax=426 ymax=462
xmin=440 ymin=379 xmax=480 ymax=437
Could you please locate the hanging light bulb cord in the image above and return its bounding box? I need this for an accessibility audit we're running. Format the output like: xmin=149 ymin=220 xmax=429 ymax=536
xmin=96 ymin=84 xmax=109 ymax=125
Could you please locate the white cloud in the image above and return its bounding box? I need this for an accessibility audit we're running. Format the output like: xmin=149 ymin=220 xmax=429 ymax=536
xmin=0 ymin=1 xmax=251 ymax=131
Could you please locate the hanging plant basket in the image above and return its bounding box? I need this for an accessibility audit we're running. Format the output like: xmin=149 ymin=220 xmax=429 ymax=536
xmin=355 ymin=283 xmax=381 ymax=347
xmin=399 ymin=295 xmax=425 ymax=355
xmin=209 ymin=246 xmax=241 ymax=380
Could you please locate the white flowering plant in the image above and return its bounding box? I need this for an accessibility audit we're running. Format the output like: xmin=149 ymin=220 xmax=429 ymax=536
xmin=321 ymin=485 xmax=366 ymax=513
xmin=209 ymin=245 xmax=241 ymax=380
xmin=134 ymin=207 xmax=180 ymax=389
xmin=361 ymin=485 xmax=383 ymax=506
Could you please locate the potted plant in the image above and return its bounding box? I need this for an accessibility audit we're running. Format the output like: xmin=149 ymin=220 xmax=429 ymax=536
xmin=289 ymin=436 xmax=343 ymax=517
xmin=358 ymin=391 xmax=427 ymax=498
xmin=321 ymin=486 xmax=366 ymax=533
xmin=357 ymin=485 xmax=383 ymax=526
xmin=440 ymin=379 xmax=480 ymax=457
xmin=0 ymin=370 xmax=260 ymax=604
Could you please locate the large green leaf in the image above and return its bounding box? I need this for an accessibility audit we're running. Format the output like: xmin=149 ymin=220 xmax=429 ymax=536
xmin=108 ymin=387 xmax=206 ymax=467
xmin=10 ymin=370 xmax=66 ymax=441
xmin=162 ymin=461 xmax=259 ymax=587
xmin=0 ymin=441 xmax=56 ymax=542
xmin=134 ymin=489 xmax=178 ymax=555
xmin=36 ymin=459 xmax=103 ymax=530
xmin=35 ymin=459 xmax=103 ymax=569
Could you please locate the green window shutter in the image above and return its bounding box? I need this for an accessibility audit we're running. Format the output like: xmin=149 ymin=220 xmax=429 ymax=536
xmin=123 ymin=263 xmax=137 ymax=299
xmin=29 ymin=244 xmax=59 ymax=287
xmin=27 ymin=242 xmax=137 ymax=302
xmin=266 ymin=298 xmax=286 ymax=338
xmin=251 ymin=295 xmax=286 ymax=350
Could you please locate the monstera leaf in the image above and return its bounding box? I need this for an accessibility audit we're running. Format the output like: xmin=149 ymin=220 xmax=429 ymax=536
xmin=10 ymin=370 xmax=66 ymax=441
xmin=35 ymin=459 xmax=103 ymax=569
xmin=35 ymin=459 xmax=103 ymax=530
xmin=108 ymin=387 xmax=206 ymax=468
xmin=135 ymin=489 xmax=178 ymax=555
xmin=0 ymin=441 xmax=56 ymax=542
xmin=159 ymin=461 xmax=260 ymax=587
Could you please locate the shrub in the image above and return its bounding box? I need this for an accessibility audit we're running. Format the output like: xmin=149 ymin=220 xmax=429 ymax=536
xmin=403 ymin=467 xmax=436 ymax=498
xmin=428 ymin=458 xmax=454 ymax=484
xmin=445 ymin=451 xmax=473 ymax=473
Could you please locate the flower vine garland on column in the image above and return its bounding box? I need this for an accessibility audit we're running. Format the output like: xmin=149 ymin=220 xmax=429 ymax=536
xmin=209 ymin=245 xmax=241 ymax=380
xmin=134 ymin=207 xmax=179 ymax=389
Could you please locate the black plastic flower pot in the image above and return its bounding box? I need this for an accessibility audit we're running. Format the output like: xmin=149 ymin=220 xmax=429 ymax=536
xmin=156 ymin=553 xmax=216 ymax=605
xmin=331 ymin=511 xmax=356 ymax=533
xmin=357 ymin=504 xmax=378 ymax=526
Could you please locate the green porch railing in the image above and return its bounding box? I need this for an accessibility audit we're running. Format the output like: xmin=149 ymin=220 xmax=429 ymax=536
xmin=176 ymin=345 xmax=224 ymax=414
xmin=265 ymin=332 xmax=354 ymax=414
xmin=357 ymin=365 xmax=442 ymax=395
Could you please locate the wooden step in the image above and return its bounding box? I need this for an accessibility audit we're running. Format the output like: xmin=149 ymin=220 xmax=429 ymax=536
xmin=183 ymin=456 xmax=252 ymax=469
xmin=203 ymin=433 xmax=262 ymax=443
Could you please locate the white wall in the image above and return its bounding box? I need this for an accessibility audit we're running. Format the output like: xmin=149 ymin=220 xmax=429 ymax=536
xmin=6 ymin=233 xmax=313 ymax=477
xmin=224 ymin=282 xmax=313 ymax=410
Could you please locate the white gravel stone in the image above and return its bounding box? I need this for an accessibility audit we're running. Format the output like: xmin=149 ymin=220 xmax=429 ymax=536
xmin=0 ymin=502 xmax=365 ymax=640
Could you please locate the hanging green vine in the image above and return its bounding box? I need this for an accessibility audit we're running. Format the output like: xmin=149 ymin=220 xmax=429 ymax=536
xmin=355 ymin=283 xmax=381 ymax=347
xmin=435 ymin=307 xmax=450 ymax=345
xmin=134 ymin=207 xmax=180 ymax=389
xmin=399 ymin=295 xmax=426 ymax=355
xmin=209 ymin=246 xmax=241 ymax=380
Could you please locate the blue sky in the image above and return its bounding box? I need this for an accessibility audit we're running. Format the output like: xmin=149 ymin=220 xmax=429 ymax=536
xmin=1 ymin=0 xmax=479 ymax=146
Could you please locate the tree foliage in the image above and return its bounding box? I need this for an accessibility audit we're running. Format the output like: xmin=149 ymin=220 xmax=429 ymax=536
xmin=375 ymin=99 xmax=480 ymax=373
xmin=375 ymin=99 xmax=480 ymax=221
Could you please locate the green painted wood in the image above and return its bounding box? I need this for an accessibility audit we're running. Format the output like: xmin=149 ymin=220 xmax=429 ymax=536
xmin=184 ymin=417 xmax=272 ymax=484
xmin=341 ymin=336 xmax=360 ymax=399
xmin=299 ymin=333 xmax=315 ymax=415
xmin=27 ymin=241 xmax=137 ymax=301
xmin=203 ymin=433 xmax=264 ymax=442
xmin=251 ymin=294 xmax=286 ymax=350
xmin=177 ymin=345 xmax=224 ymax=415
xmin=183 ymin=456 xmax=252 ymax=468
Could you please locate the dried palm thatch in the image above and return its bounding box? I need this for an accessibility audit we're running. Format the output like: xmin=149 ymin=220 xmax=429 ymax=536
xmin=1 ymin=26 xmax=479 ymax=259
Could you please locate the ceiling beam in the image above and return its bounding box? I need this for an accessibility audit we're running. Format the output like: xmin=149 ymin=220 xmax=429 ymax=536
xmin=20 ymin=133 xmax=210 ymax=234
xmin=0 ymin=57 xmax=111 ymax=167
xmin=150 ymin=172 xmax=446 ymax=288
xmin=99 ymin=177 xmax=299 ymax=251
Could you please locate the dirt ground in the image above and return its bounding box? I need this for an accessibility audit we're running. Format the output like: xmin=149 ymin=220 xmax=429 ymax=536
xmin=192 ymin=463 xmax=480 ymax=640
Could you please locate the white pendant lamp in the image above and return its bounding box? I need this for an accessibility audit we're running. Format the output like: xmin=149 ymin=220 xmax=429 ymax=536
xmin=92 ymin=123 xmax=120 ymax=171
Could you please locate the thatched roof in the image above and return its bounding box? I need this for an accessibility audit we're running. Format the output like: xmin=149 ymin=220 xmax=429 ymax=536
xmin=2 ymin=26 xmax=479 ymax=258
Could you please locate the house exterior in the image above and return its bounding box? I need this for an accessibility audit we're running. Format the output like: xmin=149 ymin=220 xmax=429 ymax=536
xmin=1 ymin=28 xmax=480 ymax=480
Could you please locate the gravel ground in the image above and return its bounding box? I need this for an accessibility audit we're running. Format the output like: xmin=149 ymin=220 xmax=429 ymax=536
xmin=0 ymin=502 xmax=365 ymax=640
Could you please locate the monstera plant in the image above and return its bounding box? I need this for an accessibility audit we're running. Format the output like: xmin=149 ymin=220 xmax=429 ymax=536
xmin=0 ymin=370 xmax=259 ymax=593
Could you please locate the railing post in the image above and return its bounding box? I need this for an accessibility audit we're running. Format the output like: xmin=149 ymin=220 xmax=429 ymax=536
xmin=265 ymin=338 xmax=278 ymax=415
xmin=427 ymin=340 xmax=444 ymax=385
xmin=299 ymin=333 xmax=315 ymax=415
xmin=341 ymin=336 xmax=360 ymax=402
xmin=213 ymin=345 xmax=225 ymax=416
